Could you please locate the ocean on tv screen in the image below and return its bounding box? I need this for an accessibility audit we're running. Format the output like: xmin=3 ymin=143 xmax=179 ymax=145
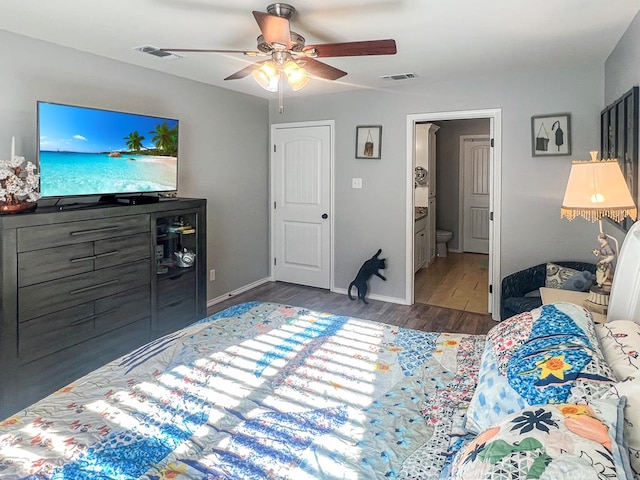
xmin=39 ymin=151 xmax=177 ymax=197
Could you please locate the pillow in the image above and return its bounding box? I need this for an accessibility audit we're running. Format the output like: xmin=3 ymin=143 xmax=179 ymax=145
xmin=451 ymin=400 xmax=632 ymax=479
xmin=596 ymin=320 xmax=640 ymax=381
xmin=559 ymin=270 xmax=594 ymax=292
xmin=605 ymin=378 xmax=640 ymax=477
xmin=466 ymin=303 xmax=616 ymax=434
xmin=545 ymin=262 xmax=580 ymax=288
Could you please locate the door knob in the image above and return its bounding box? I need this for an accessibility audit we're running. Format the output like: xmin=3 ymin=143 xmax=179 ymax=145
xmin=322 ymin=213 xmax=328 ymax=219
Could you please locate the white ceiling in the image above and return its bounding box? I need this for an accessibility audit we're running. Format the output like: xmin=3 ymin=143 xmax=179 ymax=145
xmin=2 ymin=0 xmax=639 ymax=99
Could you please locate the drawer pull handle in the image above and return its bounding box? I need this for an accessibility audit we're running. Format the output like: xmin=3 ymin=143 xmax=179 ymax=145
xmin=70 ymin=250 xmax=120 ymax=263
xmin=69 ymin=279 xmax=119 ymax=295
xmin=96 ymin=250 xmax=119 ymax=258
xmin=68 ymin=307 xmax=120 ymax=326
xmin=70 ymin=255 xmax=97 ymax=263
xmin=166 ymin=298 xmax=186 ymax=307
xmin=70 ymin=226 xmax=119 ymax=236
xmin=69 ymin=317 xmax=95 ymax=327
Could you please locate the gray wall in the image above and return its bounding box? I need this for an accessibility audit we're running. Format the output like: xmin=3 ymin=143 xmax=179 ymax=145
xmin=434 ymin=119 xmax=491 ymax=252
xmin=0 ymin=30 xmax=270 ymax=303
xmin=605 ymin=9 xmax=640 ymax=104
xmin=270 ymin=64 xmax=604 ymax=302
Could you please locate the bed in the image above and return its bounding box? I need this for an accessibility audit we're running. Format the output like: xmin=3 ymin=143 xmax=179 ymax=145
xmin=1 ymin=226 xmax=640 ymax=479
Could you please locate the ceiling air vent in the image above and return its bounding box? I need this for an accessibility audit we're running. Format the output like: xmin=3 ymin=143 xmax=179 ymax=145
xmin=380 ymin=73 xmax=417 ymax=81
xmin=134 ymin=45 xmax=181 ymax=60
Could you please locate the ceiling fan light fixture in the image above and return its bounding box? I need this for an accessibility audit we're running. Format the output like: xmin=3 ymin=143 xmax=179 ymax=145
xmin=252 ymin=61 xmax=280 ymax=92
xmin=283 ymin=60 xmax=309 ymax=91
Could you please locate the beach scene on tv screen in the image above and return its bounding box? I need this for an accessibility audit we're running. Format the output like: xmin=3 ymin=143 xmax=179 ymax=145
xmin=39 ymin=103 xmax=178 ymax=197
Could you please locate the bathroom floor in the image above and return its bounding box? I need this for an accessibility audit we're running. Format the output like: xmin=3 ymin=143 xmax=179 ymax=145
xmin=415 ymin=252 xmax=489 ymax=314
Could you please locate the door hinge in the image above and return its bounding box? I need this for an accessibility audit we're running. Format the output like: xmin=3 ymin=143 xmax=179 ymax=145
xmin=273 ymin=145 xmax=276 ymax=152
xmin=274 ymin=257 xmax=277 ymax=266
xmin=490 ymin=211 xmax=494 ymax=221
xmin=489 ymin=284 xmax=493 ymax=294
xmin=274 ymin=201 xmax=277 ymax=209
xmin=490 ymin=138 xmax=494 ymax=148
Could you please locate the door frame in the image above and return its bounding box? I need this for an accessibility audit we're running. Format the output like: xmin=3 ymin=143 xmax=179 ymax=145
xmin=458 ymin=134 xmax=491 ymax=254
xmin=270 ymin=120 xmax=336 ymax=291
xmin=405 ymin=109 xmax=502 ymax=320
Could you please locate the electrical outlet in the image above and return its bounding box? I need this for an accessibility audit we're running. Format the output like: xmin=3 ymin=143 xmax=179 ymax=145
xmin=209 ymin=269 xmax=216 ymax=281
xmin=352 ymin=177 xmax=363 ymax=189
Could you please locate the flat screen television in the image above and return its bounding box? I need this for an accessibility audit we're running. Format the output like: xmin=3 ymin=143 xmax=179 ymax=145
xmin=37 ymin=101 xmax=179 ymax=199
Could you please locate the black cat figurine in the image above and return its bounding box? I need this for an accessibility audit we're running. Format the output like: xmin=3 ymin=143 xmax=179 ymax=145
xmin=348 ymin=249 xmax=386 ymax=304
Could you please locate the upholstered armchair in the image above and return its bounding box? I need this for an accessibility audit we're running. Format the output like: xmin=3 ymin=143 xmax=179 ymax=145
xmin=500 ymin=261 xmax=597 ymax=320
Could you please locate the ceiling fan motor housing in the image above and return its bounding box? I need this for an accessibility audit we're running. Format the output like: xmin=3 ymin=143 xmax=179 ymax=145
xmin=267 ymin=3 xmax=296 ymax=19
xmin=257 ymin=31 xmax=305 ymax=54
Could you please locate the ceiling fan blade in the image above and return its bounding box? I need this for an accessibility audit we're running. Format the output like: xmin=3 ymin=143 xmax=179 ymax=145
xmin=299 ymin=58 xmax=347 ymax=81
xmin=253 ymin=10 xmax=291 ymax=49
xmin=224 ymin=61 xmax=266 ymax=80
xmin=161 ymin=48 xmax=262 ymax=56
xmin=303 ymin=39 xmax=397 ymax=57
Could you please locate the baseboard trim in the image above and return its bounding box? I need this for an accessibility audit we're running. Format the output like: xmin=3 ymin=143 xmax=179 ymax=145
xmin=207 ymin=277 xmax=272 ymax=307
xmin=331 ymin=287 xmax=409 ymax=306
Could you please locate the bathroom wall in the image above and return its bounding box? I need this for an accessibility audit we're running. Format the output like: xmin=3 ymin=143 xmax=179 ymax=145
xmin=434 ymin=118 xmax=490 ymax=252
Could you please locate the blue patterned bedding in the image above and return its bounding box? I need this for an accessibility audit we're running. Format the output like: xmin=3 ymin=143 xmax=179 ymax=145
xmin=0 ymin=302 xmax=485 ymax=479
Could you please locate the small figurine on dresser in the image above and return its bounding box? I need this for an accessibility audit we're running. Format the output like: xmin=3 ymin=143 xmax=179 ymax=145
xmin=593 ymin=233 xmax=616 ymax=292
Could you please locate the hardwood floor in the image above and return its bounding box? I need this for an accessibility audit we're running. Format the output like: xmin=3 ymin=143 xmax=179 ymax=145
xmin=415 ymin=252 xmax=489 ymax=314
xmin=207 ymin=281 xmax=496 ymax=335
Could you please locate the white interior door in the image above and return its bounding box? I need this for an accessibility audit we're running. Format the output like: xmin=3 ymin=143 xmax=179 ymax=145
xmin=462 ymin=136 xmax=490 ymax=254
xmin=272 ymin=124 xmax=331 ymax=288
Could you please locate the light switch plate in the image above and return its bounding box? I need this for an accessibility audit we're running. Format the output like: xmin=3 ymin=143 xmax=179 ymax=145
xmin=352 ymin=178 xmax=363 ymax=189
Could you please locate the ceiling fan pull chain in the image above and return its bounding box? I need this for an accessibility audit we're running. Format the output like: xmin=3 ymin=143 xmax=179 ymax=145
xmin=278 ymin=75 xmax=285 ymax=113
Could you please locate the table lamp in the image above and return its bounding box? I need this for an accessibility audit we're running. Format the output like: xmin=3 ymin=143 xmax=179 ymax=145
xmin=561 ymin=151 xmax=637 ymax=307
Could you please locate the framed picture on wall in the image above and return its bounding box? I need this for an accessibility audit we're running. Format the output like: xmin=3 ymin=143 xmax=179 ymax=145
xmin=355 ymin=125 xmax=382 ymax=159
xmin=601 ymin=86 xmax=638 ymax=232
xmin=531 ymin=113 xmax=571 ymax=156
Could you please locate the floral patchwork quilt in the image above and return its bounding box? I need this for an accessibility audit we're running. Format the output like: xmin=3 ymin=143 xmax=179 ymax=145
xmin=0 ymin=302 xmax=485 ymax=479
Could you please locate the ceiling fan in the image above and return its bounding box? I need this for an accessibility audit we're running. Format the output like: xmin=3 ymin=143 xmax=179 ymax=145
xmin=161 ymin=3 xmax=396 ymax=110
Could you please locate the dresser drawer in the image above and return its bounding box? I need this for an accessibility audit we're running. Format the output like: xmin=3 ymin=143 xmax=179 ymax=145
xmin=95 ymin=233 xmax=150 ymax=269
xmin=94 ymin=285 xmax=151 ymax=334
xmin=19 ymin=259 xmax=151 ymax=322
xmin=16 ymin=316 xmax=151 ymax=411
xmin=18 ymin=285 xmax=151 ymax=363
xmin=157 ymin=271 xmax=196 ymax=308
xmin=18 ymin=242 xmax=95 ymax=287
xmin=17 ymin=214 xmax=150 ymax=252
xmin=19 ymin=302 xmax=96 ymax=363
xmin=157 ymin=295 xmax=196 ymax=335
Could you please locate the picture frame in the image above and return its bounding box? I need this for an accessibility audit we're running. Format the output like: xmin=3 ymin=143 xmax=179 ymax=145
xmin=601 ymin=86 xmax=638 ymax=232
xmin=531 ymin=113 xmax=571 ymax=156
xmin=355 ymin=125 xmax=382 ymax=159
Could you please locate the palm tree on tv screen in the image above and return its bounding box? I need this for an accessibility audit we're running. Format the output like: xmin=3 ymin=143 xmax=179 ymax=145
xmin=124 ymin=131 xmax=145 ymax=152
xmin=150 ymin=122 xmax=178 ymax=156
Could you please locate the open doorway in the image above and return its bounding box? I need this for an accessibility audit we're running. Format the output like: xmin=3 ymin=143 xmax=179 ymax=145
xmin=405 ymin=109 xmax=502 ymax=320
xmin=415 ymin=120 xmax=490 ymax=313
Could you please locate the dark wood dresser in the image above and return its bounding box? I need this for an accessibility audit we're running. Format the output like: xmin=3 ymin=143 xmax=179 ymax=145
xmin=0 ymin=198 xmax=206 ymax=418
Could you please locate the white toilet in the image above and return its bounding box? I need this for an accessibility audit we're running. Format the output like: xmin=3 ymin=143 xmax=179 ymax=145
xmin=436 ymin=229 xmax=453 ymax=257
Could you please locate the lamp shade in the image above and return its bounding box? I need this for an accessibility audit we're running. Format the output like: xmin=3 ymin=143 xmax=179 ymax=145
xmin=561 ymin=158 xmax=637 ymax=223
